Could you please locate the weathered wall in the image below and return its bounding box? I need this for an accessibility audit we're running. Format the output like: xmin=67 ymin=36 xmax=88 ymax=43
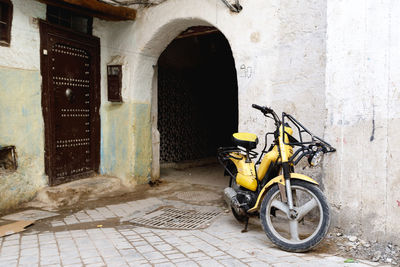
xmin=0 ymin=0 xmax=47 ymax=211
xmin=0 ymin=68 xmax=47 ymax=211
xmin=94 ymin=0 xmax=327 ymax=182
xmin=3 ymin=0 xmax=394 ymax=247
xmin=324 ymin=0 xmax=400 ymax=243
xmin=0 ymin=0 xmax=44 ymax=70
xmin=93 ymin=19 xmax=153 ymax=185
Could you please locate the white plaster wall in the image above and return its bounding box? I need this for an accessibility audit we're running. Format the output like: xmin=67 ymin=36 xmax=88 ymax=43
xmin=0 ymin=0 xmax=45 ymax=70
xmin=0 ymin=0 xmax=47 ymax=210
xmin=93 ymin=0 xmax=327 ymax=185
xmin=325 ymin=0 xmax=400 ymax=243
xmin=121 ymin=0 xmax=323 ymax=146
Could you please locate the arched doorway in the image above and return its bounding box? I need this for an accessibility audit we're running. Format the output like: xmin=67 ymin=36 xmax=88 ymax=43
xmin=157 ymin=26 xmax=238 ymax=176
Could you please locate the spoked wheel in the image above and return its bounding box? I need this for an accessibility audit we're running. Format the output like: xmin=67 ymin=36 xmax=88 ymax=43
xmin=260 ymin=180 xmax=330 ymax=252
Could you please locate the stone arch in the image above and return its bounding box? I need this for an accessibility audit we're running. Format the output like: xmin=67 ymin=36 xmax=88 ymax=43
xmin=130 ymin=17 xmax=237 ymax=180
xmin=142 ymin=18 xmax=215 ymax=59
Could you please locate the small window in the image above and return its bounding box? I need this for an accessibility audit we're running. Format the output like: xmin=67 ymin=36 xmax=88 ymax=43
xmin=0 ymin=0 xmax=13 ymax=47
xmin=47 ymin=5 xmax=93 ymax=35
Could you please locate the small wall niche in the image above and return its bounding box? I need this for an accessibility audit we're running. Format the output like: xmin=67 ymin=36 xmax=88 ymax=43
xmin=0 ymin=145 xmax=17 ymax=170
xmin=107 ymin=65 xmax=123 ymax=102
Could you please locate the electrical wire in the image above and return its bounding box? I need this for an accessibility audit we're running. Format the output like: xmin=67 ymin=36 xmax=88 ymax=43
xmin=100 ymin=0 xmax=242 ymax=11
xmin=220 ymin=0 xmax=242 ymax=13
xmin=100 ymin=0 xmax=162 ymax=6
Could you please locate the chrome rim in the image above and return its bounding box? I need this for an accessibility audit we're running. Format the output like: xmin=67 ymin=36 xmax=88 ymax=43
xmin=264 ymin=185 xmax=324 ymax=245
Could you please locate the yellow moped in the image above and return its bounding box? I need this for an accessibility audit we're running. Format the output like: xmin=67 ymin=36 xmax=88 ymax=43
xmin=218 ymin=104 xmax=336 ymax=252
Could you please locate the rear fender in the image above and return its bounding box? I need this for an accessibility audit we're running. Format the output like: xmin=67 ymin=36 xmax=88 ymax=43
xmin=247 ymin=173 xmax=319 ymax=213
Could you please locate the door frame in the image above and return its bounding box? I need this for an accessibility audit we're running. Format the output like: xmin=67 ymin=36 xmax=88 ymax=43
xmin=39 ymin=20 xmax=101 ymax=186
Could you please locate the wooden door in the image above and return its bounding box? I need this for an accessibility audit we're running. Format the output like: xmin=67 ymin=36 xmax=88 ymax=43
xmin=40 ymin=21 xmax=100 ymax=186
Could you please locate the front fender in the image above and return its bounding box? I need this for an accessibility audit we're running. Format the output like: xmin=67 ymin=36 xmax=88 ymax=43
xmin=247 ymin=173 xmax=319 ymax=213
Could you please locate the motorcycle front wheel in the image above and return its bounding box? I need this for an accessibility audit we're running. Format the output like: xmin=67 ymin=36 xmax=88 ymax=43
xmin=260 ymin=179 xmax=330 ymax=252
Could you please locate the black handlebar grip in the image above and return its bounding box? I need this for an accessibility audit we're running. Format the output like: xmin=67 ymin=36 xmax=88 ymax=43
xmin=252 ymin=104 xmax=274 ymax=114
xmin=252 ymin=104 xmax=264 ymax=111
xmin=264 ymin=107 xmax=273 ymax=113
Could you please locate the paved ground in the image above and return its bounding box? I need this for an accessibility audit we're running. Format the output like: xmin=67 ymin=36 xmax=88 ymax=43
xmin=0 ymin=166 xmax=390 ymax=267
xmin=0 ymin=218 xmax=387 ymax=267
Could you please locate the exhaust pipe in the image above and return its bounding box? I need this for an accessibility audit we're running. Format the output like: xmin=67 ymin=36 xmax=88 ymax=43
xmin=224 ymin=187 xmax=237 ymax=207
xmin=224 ymin=187 xmax=248 ymax=217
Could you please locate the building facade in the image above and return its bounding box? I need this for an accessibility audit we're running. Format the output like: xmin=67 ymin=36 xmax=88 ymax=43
xmin=0 ymin=0 xmax=398 ymax=245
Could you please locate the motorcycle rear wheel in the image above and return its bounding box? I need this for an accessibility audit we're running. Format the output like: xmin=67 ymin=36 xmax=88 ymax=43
xmin=260 ymin=179 xmax=330 ymax=252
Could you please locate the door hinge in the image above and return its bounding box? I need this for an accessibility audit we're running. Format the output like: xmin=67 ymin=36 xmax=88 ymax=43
xmin=43 ymin=49 xmax=48 ymax=55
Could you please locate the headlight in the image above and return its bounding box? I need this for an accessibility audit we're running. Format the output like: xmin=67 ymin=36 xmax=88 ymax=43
xmin=308 ymin=150 xmax=323 ymax=166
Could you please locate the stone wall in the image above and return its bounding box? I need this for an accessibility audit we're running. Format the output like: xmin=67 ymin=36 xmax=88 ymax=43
xmin=324 ymin=0 xmax=400 ymax=243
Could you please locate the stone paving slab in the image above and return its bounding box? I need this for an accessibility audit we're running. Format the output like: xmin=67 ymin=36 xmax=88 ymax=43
xmin=0 ymin=213 xmax=389 ymax=267
xmin=52 ymin=197 xmax=167 ymax=227
xmin=0 ymin=196 xmax=391 ymax=267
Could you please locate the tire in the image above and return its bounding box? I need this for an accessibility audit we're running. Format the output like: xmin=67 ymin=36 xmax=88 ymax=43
xmin=231 ymin=207 xmax=248 ymax=223
xmin=260 ymin=179 xmax=330 ymax=252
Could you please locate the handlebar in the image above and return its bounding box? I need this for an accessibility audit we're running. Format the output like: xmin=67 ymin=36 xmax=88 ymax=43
xmin=252 ymin=104 xmax=272 ymax=114
xmin=290 ymin=141 xmax=335 ymax=165
xmin=251 ymin=104 xmax=336 ymax=166
xmin=252 ymin=104 xmax=280 ymax=124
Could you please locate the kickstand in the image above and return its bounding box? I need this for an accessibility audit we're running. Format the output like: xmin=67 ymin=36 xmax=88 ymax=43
xmin=241 ymin=217 xmax=249 ymax=233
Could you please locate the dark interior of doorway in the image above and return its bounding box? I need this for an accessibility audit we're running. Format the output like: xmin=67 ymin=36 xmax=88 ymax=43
xmin=158 ymin=28 xmax=238 ymax=163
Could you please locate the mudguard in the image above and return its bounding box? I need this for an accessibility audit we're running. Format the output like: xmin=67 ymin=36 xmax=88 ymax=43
xmin=247 ymin=173 xmax=319 ymax=213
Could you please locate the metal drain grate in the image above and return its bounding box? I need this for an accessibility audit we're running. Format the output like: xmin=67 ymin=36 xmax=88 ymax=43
xmin=129 ymin=207 xmax=221 ymax=230
xmin=175 ymin=191 xmax=220 ymax=202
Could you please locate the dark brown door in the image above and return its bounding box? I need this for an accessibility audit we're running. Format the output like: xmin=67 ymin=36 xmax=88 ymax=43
xmin=40 ymin=21 xmax=100 ymax=186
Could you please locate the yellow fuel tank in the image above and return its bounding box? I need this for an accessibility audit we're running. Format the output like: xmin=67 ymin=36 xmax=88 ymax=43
xmin=229 ymin=152 xmax=258 ymax=191
xmin=236 ymin=173 xmax=258 ymax=191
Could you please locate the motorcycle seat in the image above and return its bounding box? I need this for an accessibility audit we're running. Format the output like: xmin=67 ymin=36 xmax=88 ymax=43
xmin=232 ymin=132 xmax=258 ymax=150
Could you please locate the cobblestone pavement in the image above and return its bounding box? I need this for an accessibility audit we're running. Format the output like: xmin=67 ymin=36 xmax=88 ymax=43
xmin=0 ymin=214 xmax=389 ymax=266
xmin=0 ymin=190 xmax=390 ymax=267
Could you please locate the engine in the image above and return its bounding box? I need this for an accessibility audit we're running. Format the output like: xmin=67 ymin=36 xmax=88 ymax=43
xmin=224 ymin=187 xmax=257 ymax=215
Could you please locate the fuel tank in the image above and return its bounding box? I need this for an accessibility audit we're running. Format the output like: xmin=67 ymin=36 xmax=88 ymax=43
xmin=228 ymin=152 xmax=258 ymax=191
